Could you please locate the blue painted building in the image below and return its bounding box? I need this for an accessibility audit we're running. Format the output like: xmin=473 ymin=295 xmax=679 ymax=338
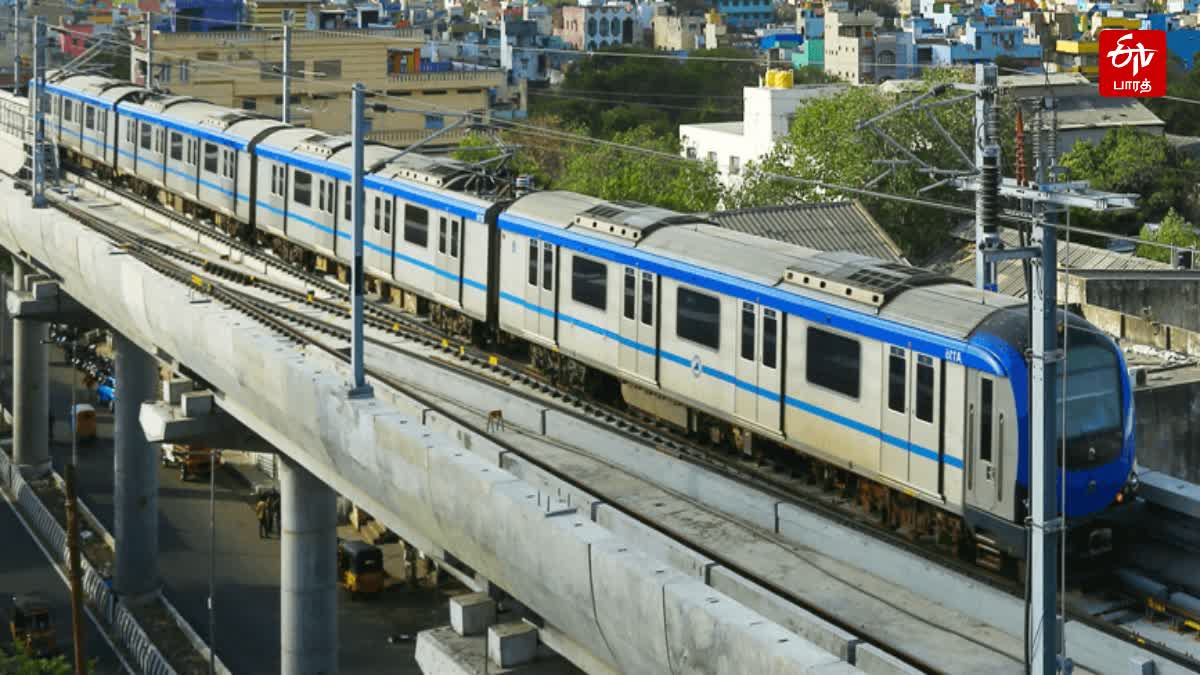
xmin=714 ymin=0 xmax=774 ymax=31
xmin=171 ymin=0 xmax=242 ymax=31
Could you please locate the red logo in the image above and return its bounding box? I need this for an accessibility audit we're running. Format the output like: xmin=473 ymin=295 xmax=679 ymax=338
xmin=1099 ymin=30 xmax=1166 ymax=98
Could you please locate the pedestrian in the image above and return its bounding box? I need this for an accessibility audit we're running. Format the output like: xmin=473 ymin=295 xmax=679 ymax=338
xmin=270 ymin=492 xmax=281 ymax=536
xmin=255 ymin=497 xmax=269 ymax=539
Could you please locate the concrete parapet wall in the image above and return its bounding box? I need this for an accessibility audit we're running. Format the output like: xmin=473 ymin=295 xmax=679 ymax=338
xmin=0 ymin=185 xmax=857 ymax=675
xmin=1135 ymin=381 xmax=1200 ymax=483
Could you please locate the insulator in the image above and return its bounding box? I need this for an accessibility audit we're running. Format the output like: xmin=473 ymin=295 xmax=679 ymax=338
xmin=978 ymin=145 xmax=1000 ymax=237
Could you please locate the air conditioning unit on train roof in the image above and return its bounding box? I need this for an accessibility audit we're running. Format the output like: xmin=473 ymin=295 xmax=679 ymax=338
xmin=572 ymin=202 xmax=689 ymax=243
xmin=783 ymin=255 xmax=962 ymax=308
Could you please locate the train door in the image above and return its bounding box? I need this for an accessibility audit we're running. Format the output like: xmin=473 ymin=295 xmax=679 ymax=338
xmin=618 ymin=267 xmax=656 ymax=383
xmin=522 ymin=238 xmax=556 ymax=340
xmin=966 ymin=373 xmax=999 ymax=513
xmin=880 ymin=345 xmax=910 ymax=481
xmin=434 ymin=216 xmax=462 ymax=305
xmin=734 ymin=303 xmax=781 ymax=431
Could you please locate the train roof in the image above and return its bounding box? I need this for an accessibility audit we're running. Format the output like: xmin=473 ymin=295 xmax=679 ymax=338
xmin=505 ymin=191 xmax=697 ymax=247
xmin=47 ymin=73 xmax=142 ymax=108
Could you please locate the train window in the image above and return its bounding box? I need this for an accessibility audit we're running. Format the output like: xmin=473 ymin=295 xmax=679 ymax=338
xmin=188 ymin=139 xmax=197 ymax=166
xmin=319 ymin=180 xmax=327 ymax=212
xmin=293 ymin=170 xmax=312 ymax=207
xmin=203 ymin=142 xmax=218 ymax=173
xmin=527 ymin=240 xmax=538 ymax=286
xmin=344 ymin=185 xmax=351 ymax=220
xmin=438 ymin=217 xmax=447 ymax=254
xmin=223 ymin=149 xmax=235 ymax=179
xmin=806 ymin=328 xmax=860 ymax=399
xmin=155 ymin=129 xmax=163 ymax=153
xmin=99 ymin=113 xmax=107 ymax=136
xmin=63 ymin=99 xmax=73 ymax=122
xmin=979 ymin=379 xmax=994 ymax=461
xmin=676 ymin=287 xmax=720 ymax=351
xmin=125 ymin=120 xmax=134 ymax=143
xmin=327 ymin=183 xmax=336 ymax=216
xmin=141 ymin=123 xmax=153 ymax=150
xmin=542 ymin=242 xmax=554 ymax=290
xmin=571 ymin=255 xmax=607 ymax=311
xmin=623 ymin=268 xmax=636 ymax=320
xmin=169 ymin=132 xmax=183 ymax=161
xmin=762 ymin=308 xmax=777 ymax=369
xmin=383 ymin=199 xmax=392 ymax=233
xmin=641 ymin=272 xmax=653 ymax=327
xmin=740 ymin=303 xmax=755 ymax=361
xmin=450 ymin=220 xmax=459 ymax=258
xmin=372 ymin=196 xmax=381 ymax=230
xmin=85 ymin=106 xmax=95 ymax=130
xmin=888 ymin=347 xmax=906 ymax=413
xmin=916 ymin=355 xmax=935 ymax=423
xmin=404 ymin=205 xmax=429 ymax=247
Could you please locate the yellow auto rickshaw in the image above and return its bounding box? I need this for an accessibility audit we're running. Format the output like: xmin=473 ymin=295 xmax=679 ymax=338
xmin=9 ymin=594 xmax=56 ymax=658
xmin=160 ymin=444 xmax=221 ymax=482
xmin=337 ymin=540 xmax=385 ymax=598
xmin=70 ymin=404 xmax=97 ymax=443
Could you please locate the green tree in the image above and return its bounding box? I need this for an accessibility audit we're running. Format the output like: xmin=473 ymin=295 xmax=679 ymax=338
xmin=1059 ymin=127 xmax=1198 ymax=235
xmin=725 ymin=80 xmax=987 ymax=260
xmin=0 ymin=647 xmax=76 ymax=675
xmin=1137 ymin=208 xmax=1200 ymax=262
xmin=556 ymin=125 xmax=723 ymax=212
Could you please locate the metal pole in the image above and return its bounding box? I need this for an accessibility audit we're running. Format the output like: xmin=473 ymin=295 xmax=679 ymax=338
xmin=11 ymin=0 xmax=19 ymax=95
xmin=348 ymin=82 xmax=372 ymax=399
xmin=71 ymin=367 xmax=77 ymax=468
xmin=281 ymin=11 xmax=292 ymax=124
xmin=65 ymin=464 xmax=86 ymax=675
xmin=30 ymin=14 xmax=43 ymax=208
xmin=974 ymin=63 xmax=999 ymax=291
xmin=1029 ymin=95 xmax=1060 ymax=675
xmin=208 ymin=447 xmax=216 ymax=675
xmin=144 ymin=12 xmax=153 ymax=89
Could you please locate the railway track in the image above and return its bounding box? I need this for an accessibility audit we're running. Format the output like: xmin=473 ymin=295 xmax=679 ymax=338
xmin=49 ymin=168 xmax=1200 ymax=672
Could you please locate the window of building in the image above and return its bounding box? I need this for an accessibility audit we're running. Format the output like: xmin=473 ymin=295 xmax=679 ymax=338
xmin=528 ymin=239 xmax=538 ymax=286
xmin=293 ymin=169 xmax=312 ymax=206
xmin=762 ymin=308 xmax=776 ymax=368
xmin=740 ymin=302 xmax=755 ymax=360
xmin=314 ymin=60 xmax=342 ymax=79
xmin=685 ymin=147 xmax=697 ymax=160
xmin=916 ymin=355 xmax=935 ymax=423
xmin=261 ymin=61 xmax=283 ymax=80
xmin=706 ymin=151 xmax=717 ymax=164
xmin=887 ymin=346 xmax=905 ymax=413
xmin=571 ymin=255 xmax=607 ymax=311
xmin=807 ymin=327 xmax=860 ymax=398
xmin=404 ymin=204 xmax=428 ymax=247
xmin=85 ymin=105 xmax=95 ymax=130
xmin=169 ymin=131 xmax=183 ymax=161
xmin=729 ymin=155 xmax=741 ymax=175
xmin=197 ymin=51 xmax=219 ymax=61
xmin=179 ymin=61 xmax=189 ymax=82
xmin=979 ymin=378 xmax=993 ymax=462
xmin=676 ymin=287 xmax=720 ymax=350
xmin=242 ymin=98 xmax=257 ymax=111
xmin=141 ymin=123 xmax=153 ymax=150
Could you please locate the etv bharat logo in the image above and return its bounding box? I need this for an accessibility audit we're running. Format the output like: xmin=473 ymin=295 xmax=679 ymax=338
xmin=1099 ymin=30 xmax=1166 ymax=98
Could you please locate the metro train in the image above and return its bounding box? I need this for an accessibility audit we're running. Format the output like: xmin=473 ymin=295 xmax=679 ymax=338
xmin=34 ymin=73 xmax=1136 ymax=563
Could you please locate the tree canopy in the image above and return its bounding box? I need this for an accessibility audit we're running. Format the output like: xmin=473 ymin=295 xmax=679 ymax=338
xmin=1137 ymin=208 xmax=1200 ymax=263
xmin=0 ymin=647 xmax=79 ymax=675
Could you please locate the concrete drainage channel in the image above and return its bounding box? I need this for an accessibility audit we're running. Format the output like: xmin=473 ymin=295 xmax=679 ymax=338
xmin=0 ymin=443 xmax=228 ymax=675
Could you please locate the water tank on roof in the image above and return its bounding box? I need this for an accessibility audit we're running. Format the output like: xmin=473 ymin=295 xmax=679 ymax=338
xmin=766 ymin=68 xmax=793 ymax=89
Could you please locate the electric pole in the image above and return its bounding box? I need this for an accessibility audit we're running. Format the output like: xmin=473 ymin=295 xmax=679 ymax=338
xmin=281 ymin=10 xmax=292 ymax=124
xmin=11 ymin=0 xmax=20 ymax=95
xmin=65 ymin=464 xmax=86 ymax=675
xmin=30 ymin=14 xmax=45 ymax=208
xmin=348 ymin=82 xmax=372 ymax=399
xmin=144 ymin=12 xmax=153 ymax=89
xmin=974 ymin=63 xmax=1000 ymax=292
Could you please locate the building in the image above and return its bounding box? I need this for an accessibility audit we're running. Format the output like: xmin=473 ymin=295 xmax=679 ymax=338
xmin=1000 ymin=72 xmax=1165 ymax=155
xmin=708 ymin=200 xmax=905 ymax=262
xmin=679 ymin=74 xmax=846 ymax=189
xmin=172 ymin=0 xmax=243 ymax=32
xmin=792 ymin=3 xmax=824 ymax=68
xmin=245 ymin=0 xmax=324 ymax=26
xmin=822 ymin=9 xmax=880 ymax=84
xmin=1054 ymin=37 xmax=1098 ymax=77
xmin=1 ymin=0 xmax=73 ymax=87
xmin=557 ymin=3 xmax=643 ymax=51
xmin=130 ymin=27 xmax=505 ymax=145
xmin=712 ymin=0 xmax=775 ymax=32
xmin=652 ymin=11 xmax=707 ymax=50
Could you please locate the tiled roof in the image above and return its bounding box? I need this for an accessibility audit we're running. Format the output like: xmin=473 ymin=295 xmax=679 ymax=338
xmin=706 ymin=200 xmax=906 ymax=263
xmin=924 ymin=222 xmax=1169 ymax=297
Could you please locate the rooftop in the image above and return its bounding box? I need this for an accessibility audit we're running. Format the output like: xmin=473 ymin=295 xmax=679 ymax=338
xmin=706 ymin=200 xmax=906 ymax=263
xmin=679 ymin=121 xmax=745 ymax=136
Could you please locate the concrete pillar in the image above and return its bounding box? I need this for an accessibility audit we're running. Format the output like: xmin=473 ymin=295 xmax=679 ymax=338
xmin=279 ymin=455 xmax=338 ymax=675
xmin=113 ymin=332 xmax=160 ymax=599
xmin=12 ymin=258 xmax=49 ymax=475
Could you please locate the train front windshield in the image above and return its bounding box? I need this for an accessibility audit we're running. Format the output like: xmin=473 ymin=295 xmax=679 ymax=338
xmin=1057 ymin=327 xmax=1124 ymax=468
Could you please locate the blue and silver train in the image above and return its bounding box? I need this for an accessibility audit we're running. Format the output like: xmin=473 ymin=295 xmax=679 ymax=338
xmin=40 ymin=73 xmax=1136 ymax=562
